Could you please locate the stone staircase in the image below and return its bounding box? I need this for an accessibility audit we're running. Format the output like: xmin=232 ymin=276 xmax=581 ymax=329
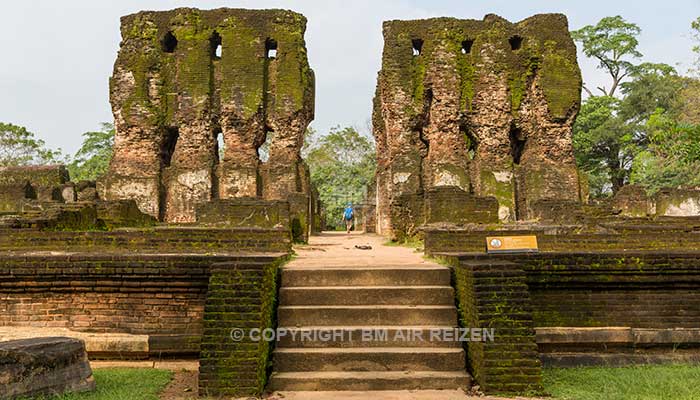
xmin=268 ymin=265 xmax=472 ymax=391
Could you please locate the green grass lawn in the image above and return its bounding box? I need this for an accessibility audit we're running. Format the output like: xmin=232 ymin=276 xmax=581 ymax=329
xmin=25 ymin=368 xmax=172 ymax=400
xmin=544 ymin=364 xmax=700 ymax=400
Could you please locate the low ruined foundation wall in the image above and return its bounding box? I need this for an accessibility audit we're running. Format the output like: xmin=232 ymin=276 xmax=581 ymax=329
xmin=425 ymin=225 xmax=700 ymax=253
xmin=0 ymin=226 xmax=291 ymax=253
xmin=0 ymin=253 xmax=284 ymax=357
xmin=432 ymin=234 xmax=700 ymax=371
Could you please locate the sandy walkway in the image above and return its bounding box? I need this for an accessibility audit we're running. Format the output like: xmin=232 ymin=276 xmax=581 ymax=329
xmin=289 ymin=231 xmax=432 ymax=268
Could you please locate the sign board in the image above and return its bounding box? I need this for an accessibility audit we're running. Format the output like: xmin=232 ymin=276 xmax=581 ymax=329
xmin=486 ymin=235 xmax=539 ymax=253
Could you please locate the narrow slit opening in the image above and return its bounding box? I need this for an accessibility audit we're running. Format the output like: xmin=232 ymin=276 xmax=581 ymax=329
xmin=161 ymin=127 xmax=179 ymax=167
xmin=411 ymin=39 xmax=423 ymax=56
xmin=509 ymin=127 xmax=526 ymax=165
xmin=509 ymin=35 xmax=523 ymax=51
xmin=161 ymin=31 xmax=178 ymax=53
xmin=461 ymin=39 xmax=474 ymax=54
xmin=265 ymin=38 xmax=278 ymax=59
xmin=210 ymin=31 xmax=222 ymax=59
xmin=258 ymin=128 xmax=275 ymax=162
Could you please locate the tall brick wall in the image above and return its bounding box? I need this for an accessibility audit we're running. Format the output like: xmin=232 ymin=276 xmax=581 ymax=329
xmin=104 ymin=8 xmax=315 ymax=223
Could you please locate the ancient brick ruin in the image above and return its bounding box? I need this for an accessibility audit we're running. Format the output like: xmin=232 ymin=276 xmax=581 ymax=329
xmin=102 ymin=8 xmax=315 ymax=224
xmin=6 ymin=7 xmax=700 ymax=399
xmin=374 ymin=14 xmax=584 ymax=235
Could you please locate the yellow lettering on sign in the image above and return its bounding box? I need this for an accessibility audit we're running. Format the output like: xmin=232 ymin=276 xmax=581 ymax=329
xmin=486 ymin=235 xmax=538 ymax=253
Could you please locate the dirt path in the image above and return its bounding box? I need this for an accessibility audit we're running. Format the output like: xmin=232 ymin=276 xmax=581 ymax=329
xmin=290 ymin=231 xmax=431 ymax=268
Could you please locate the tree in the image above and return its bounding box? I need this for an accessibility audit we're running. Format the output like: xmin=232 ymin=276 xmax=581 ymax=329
xmin=691 ymin=17 xmax=700 ymax=76
xmin=305 ymin=126 xmax=376 ymax=230
xmin=573 ymin=96 xmax=629 ymax=195
xmin=0 ymin=122 xmax=63 ymax=167
xmin=572 ymin=16 xmax=642 ymax=97
xmin=630 ymin=110 xmax=700 ymax=192
xmin=67 ymin=123 xmax=115 ymax=181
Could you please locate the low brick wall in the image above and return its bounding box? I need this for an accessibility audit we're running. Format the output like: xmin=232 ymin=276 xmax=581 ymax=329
xmin=0 ymin=226 xmax=291 ymax=253
xmin=429 ymin=227 xmax=700 ymax=390
xmin=0 ymin=253 xmax=284 ymax=356
xmin=425 ymin=225 xmax=700 ymax=253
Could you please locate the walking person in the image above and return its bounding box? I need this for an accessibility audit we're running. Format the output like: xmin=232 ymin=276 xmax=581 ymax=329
xmin=342 ymin=203 xmax=354 ymax=234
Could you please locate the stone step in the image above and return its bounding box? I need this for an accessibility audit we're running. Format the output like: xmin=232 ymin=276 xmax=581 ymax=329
xmin=267 ymin=371 xmax=471 ymax=391
xmin=276 ymin=326 xmax=462 ymax=348
xmin=281 ymin=266 xmax=450 ymax=287
xmin=279 ymin=286 xmax=454 ymax=306
xmin=273 ymin=347 xmax=466 ymax=372
xmin=278 ymin=306 xmax=457 ymax=326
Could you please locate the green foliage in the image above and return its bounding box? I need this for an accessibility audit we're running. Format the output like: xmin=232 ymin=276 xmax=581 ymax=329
xmin=573 ymin=96 xmax=631 ymax=196
xmin=67 ymin=123 xmax=115 ymax=181
xmin=630 ymin=110 xmax=700 ymax=192
xmin=572 ymin=16 xmax=642 ymax=96
xmin=305 ymin=126 xmax=376 ymax=230
xmin=20 ymin=368 xmax=172 ymax=400
xmin=544 ymin=364 xmax=700 ymax=400
xmin=0 ymin=122 xmax=64 ymax=167
xmin=691 ymin=17 xmax=700 ymax=76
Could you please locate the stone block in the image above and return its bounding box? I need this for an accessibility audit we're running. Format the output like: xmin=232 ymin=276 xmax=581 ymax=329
xmin=195 ymin=198 xmax=290 ymax=229
xmin=613 ymin=185 xmax=654 ymax=217
xmin=0 ymin=337 xmax=95 ymax=399
xmin=425 ymin=186 xmax=498 ymax=225
xmin=655 ymin=188 xmax=700 ymax=217
xmin=0 ymin=182 xmax=35 ymax=213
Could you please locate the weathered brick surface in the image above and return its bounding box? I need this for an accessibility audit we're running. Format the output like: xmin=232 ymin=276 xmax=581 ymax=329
xmin=450 ymin=258 xmax=542 ymax=394
xmin=424 ymin=224 xmax=700 ymax=253
xmin=0 ymin=226 xmax=291 ymax=253
xmin=374 ymin=14 xmax=583 ymax=234
xmin=199 ymin=258 xmax=283 ymax=397
xmin=103 ymin=8 xmax=315 ymax=223
xmin=0 ymin=252 xmax=286 ymax=357
xmin=0 ymin=337 xmax=95 ymax=399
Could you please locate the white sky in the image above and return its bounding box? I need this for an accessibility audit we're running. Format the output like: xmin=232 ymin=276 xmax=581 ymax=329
xmin=1 ymin=0 xmax=698 ymax=154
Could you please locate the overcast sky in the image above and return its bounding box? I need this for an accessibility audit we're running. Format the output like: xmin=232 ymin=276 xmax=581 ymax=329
xmin=1 ymin=0 xmax=698 ymax=154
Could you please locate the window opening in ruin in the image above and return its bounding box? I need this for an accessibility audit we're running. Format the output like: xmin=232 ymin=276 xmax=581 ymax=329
xmin=210 ymin=31 xmax=222 ymax=59
xmin=462 ymin=125 xmax=478 ymax=160
xmin=161 ymin=127 xmax=179 ymax=167
xmin=258 ymin=128 xmax=275 ymax=162
xmin=461 ymin=39 xmax=474 ymax=54
xmin=509 ymin=127 xmax=526 ymax=165
xmin=265 ymin=38 xmax=278 ymax=59
xmin=509 ymin=35 xmax=523 ymax=51
xmin=162 ymin=31 xmax=178 ymax=53
xmin=214 ymin=131 xmax=224 ymax=163
xmin=411 ymin=39 xmax=423 ymax=56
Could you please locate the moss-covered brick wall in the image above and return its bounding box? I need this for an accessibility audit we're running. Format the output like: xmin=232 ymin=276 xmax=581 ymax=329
xmin=448 ymin=256 xmax=543 ymax=394
xmin=195 ymin=198 xmax=290 ymax=229
xmin=516 ymin=252 xmax=700 ymax=328
xmin=424 ymin=224 xmax=700 ymax=254
xmin=0 ymin=226 xmax=291 ymax=253
xmin=374 ymin=14 xmax=582 ymax=235
xmin=0 ymin=165 xmax=69 ymax=202
xmin=425 ymin=186 xmax=499 ymax=225
xmin=104 ymin=8 xmax=315 ymax=223
xmin=0 ymin=253 xmax=284 ymax=356
xmin=198 ymin=257 xmax=286 ymax=397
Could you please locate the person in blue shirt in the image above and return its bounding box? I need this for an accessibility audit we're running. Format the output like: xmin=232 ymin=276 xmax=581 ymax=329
xmin=342 ymin=203 xmax=354 ymax=233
